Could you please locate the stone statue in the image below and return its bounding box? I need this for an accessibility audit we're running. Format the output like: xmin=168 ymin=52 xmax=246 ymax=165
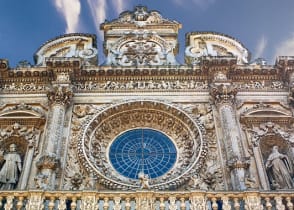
xmin=0 ymin=144 xmax=22 ymax=190
xmin=138 ymin=172 xmax=150 ymax=189
xmin=265 ymin=146 xmax=294 ymax=189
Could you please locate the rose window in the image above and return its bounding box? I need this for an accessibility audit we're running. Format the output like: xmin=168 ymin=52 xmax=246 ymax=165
xmin=109 ymin=128 xmax=177 ymax=179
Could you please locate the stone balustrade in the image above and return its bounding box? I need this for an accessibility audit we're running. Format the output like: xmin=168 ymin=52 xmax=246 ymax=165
xmin=0 ymin=190 xmax=293 ymax=210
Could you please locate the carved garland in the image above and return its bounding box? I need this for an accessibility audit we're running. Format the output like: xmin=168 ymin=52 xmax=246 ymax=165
xmin=249 ymin=121 xmax=294 ymax=148
xmin=76 ymin=100 xmax=207 ymax=190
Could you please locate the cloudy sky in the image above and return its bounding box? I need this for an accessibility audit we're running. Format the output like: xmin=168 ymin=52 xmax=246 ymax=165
xmin=1 ymin=0 xmax=294 ymax=67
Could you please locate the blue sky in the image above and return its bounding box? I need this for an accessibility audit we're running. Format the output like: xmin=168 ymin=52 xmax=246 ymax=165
xmin=1 ymin=0 xmax=294 ymax=67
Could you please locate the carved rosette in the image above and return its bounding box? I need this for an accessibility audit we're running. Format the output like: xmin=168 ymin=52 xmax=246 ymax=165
xmin=210 ymin=84 xmax=238 ymax=105
xmin=75 ymin=100 xmax=207 ymax=190
xmin=47 ymin=86 xmax=73 ymax=107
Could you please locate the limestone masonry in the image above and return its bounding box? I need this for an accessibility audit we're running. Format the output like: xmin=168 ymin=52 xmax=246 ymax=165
xmin=0 ymin=5 xmax=293 ymax=210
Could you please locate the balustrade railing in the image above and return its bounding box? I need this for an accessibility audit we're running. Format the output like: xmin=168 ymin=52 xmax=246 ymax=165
xmin=0 ymin=190 xmax=293 ymax=210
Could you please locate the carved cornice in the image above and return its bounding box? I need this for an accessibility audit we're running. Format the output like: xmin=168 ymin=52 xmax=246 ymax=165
xmin=46 ymin=58 xmax=81 ymax=74
xmin=200 ymin=57 xmax=237 ymax=77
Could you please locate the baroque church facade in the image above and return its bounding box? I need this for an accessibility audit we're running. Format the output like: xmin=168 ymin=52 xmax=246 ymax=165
xmin=0 ymin=5 xmax=293 ymax=210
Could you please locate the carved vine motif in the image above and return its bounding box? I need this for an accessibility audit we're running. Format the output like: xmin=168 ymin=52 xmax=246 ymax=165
xmin=236 ymin=81 xmax=285 ymax=90
xmin=177 ymin=103 xmax=225 ymax=191
xmin=63 ymin=104 xmax=106 ymax=190
xmin=0 ymin=83 xmax=49 ymax=93
xmin=70 ymin=100 xmax=207 ymax=190
xmin=74 ymin=80 xmax=209 ymax=91
xmin=187 ymin=132 xmax=224 ymax=191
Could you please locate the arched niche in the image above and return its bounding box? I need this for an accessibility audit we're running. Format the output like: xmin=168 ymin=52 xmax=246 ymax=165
xmin=0 ymin=104 xmax=46 ymax=189
xmin=259 ymin=135 xmax=290 ymax=162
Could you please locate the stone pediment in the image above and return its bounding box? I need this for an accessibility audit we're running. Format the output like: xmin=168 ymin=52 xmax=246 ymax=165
xmin=0 ymin=104 xmax=46 ymax=128
xmin=185 ymin=32 xmax=250 ymax=65
xmin=34 ymin=33 xmax=98 ymax=66
xmin=240 ymin=103 xmax=293 ymax=126
xmin=101 ymin=6 xmax=181 ymax=67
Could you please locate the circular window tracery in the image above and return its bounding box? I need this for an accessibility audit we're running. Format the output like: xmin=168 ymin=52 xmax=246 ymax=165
xmin=109 ymin=128 xmax=177 ymax=179
xmin=77 ymin=100 xmax=207 ymax=190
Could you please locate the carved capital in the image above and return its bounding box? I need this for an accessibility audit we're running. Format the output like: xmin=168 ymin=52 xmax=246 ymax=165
xmin=47 ymin=85 xmax=73 ymax=107
xmin=210 ymin=84 xmax=238 ymax=105
xmin=36 ymin=154 xmax=59 ymax=170
xmin=227 ymin=156 xmax=250 ymax=170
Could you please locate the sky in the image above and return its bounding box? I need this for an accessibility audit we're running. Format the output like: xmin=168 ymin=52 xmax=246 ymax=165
xmin=1 ymin=0 xmax=294 ymax=67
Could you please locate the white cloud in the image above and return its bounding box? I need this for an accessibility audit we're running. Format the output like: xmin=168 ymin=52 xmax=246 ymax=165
xmin=173 ymin=0 xmax=215 ymax=9
xmin=112 ymin=0 xmax=125 ymax=15
xmin=254 ymin=35 xmax=267 ymax=59
xmin=86 ymin=0 xmax=130 ymax=39
xmin=54 ymin=0 xmax=81 ymax=33
xmin=86 ymin=0 xmax=107 ymax=38
xmin=275 ymin=33 xmax=294 ymax=58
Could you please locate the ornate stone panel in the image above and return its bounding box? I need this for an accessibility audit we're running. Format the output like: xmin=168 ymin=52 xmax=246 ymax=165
xmin=185 ymin=32 xmax=250 ymax=65
xmin=66 ymin=100 xmax=208 ymax=190
xmin=104 ymin=32 xmax=178 ymax=66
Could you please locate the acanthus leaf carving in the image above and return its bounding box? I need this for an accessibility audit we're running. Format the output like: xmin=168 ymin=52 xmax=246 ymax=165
xmin=47 ymin=85 xmax=73 ymax=106
xmin=210 ymin=84 xmax=238 ymax=105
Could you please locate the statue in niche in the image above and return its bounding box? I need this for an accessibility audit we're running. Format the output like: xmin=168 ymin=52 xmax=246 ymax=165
xmin=265 ymin=146 xmax=294 ymax=189
xmin=0 ymin=144 xmax=22 ymax=190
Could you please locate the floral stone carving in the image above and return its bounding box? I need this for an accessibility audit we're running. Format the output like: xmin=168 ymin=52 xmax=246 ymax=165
xmin=71 ymin=100 xmax=207 ymax=190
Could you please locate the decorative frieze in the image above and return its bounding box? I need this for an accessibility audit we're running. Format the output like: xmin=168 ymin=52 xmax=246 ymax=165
xmin=74 ymin=80 xmax=209 ymax=91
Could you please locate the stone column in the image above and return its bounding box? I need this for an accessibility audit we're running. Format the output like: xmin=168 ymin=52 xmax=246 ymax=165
xmin=36 ymin=85 xmax=73 ymax=189
xmin=19 ymin=129 xmax=41 ymax=190
xmin=210 ymin=84 xmax=249 ymax=190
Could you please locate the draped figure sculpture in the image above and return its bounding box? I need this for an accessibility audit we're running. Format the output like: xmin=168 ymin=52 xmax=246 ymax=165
xmin=265 ymin=146 xmax=294 ymax=189
xmin=0 ymin=144 xmax=22 ymax=190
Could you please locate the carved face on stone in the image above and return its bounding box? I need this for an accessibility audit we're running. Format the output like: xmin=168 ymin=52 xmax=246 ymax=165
xmin=9 ymin=144 xmax=17 ymax=152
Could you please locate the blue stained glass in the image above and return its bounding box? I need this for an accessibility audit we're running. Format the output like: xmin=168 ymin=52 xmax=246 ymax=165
xmin=109 ymin=128 xmax=177 ymax=179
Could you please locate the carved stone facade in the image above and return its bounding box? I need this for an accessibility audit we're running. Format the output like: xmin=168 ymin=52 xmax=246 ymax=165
xmin=0 ymin=5 xmax=293 ymax=209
